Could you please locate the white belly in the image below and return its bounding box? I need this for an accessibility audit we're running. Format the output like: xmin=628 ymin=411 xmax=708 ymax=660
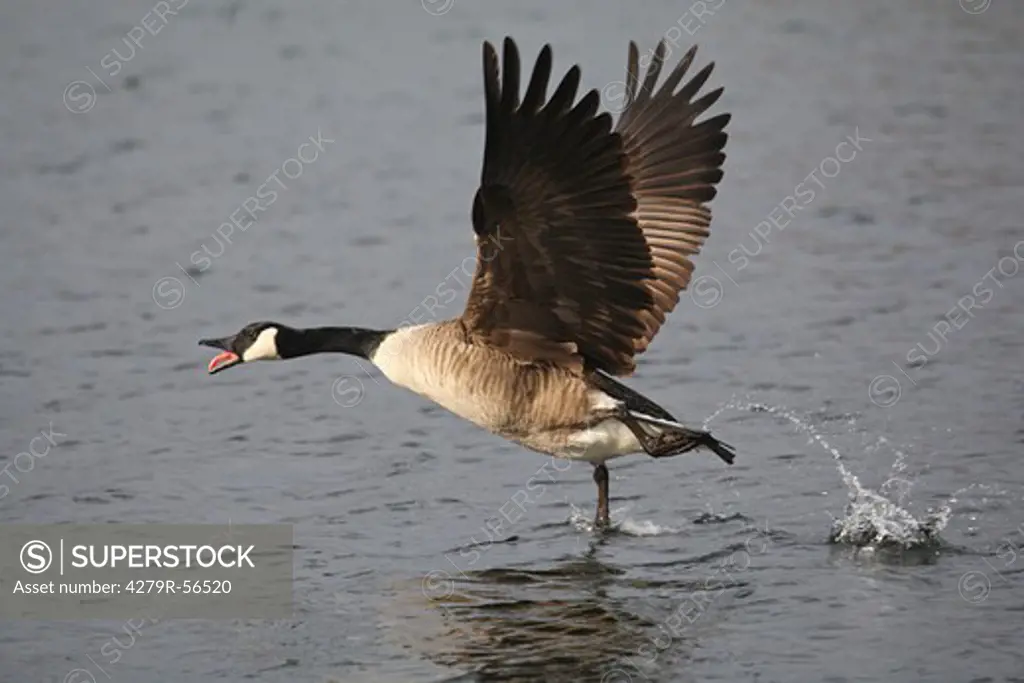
xmin=563 ymin=419 xmax=643 ymax=463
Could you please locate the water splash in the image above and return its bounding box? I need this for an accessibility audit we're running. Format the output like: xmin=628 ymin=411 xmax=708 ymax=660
xmin=709 ymin=397 xmax=949 ymax=549
xmin=567 ymin=504 xmax=681 ymax=537
xmin=876 ymin=436 xmax=913 ymax=505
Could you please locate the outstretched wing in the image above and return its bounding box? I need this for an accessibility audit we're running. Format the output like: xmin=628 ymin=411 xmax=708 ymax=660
xmin=616 ymin=41 xmax=730 ymax=355
xmin=460 ymin=38 xmax=728 ymax=376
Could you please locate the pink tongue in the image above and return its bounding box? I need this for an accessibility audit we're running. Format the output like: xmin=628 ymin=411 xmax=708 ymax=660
xmin=208 ymin=351 xmax=239 ymax=373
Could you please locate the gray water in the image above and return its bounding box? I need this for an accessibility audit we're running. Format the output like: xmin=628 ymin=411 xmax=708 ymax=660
xmin=2 ymin=1 xmax=1023 ymax=681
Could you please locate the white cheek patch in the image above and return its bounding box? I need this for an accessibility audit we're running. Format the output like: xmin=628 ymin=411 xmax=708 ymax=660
xmin=242 ymin=327 xmax=281 ymax=362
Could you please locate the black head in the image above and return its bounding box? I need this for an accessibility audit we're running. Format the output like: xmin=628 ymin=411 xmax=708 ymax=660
xmin=198 ymin=321 xmax=287 ymax=374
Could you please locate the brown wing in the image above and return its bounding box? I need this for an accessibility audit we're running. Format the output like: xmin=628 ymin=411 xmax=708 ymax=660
xmin=460 ymin=38 xmax=728 ymax=376
xmin=616 ymin=42 xmax=730 ymax=355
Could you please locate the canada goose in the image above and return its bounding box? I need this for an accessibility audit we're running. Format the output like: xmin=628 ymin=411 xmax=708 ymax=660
xmin=199 ymin=37 xmax=735 ymax=527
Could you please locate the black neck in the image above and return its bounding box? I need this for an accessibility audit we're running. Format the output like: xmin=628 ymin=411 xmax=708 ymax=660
xmin=278 ymin=326 xmax=389 ymax=360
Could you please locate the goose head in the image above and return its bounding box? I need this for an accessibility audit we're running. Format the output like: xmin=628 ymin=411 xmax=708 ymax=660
xmin=199 ymin=321 xmax=286 ymax=374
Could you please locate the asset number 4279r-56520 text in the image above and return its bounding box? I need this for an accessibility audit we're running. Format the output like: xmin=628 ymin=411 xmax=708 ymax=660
xmin=125 ymin=579 xmax=231 ymax=594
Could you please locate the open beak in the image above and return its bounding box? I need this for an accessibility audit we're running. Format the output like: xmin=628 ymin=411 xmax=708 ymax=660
xmin=198 ymin=336 xmax=241 ymax=375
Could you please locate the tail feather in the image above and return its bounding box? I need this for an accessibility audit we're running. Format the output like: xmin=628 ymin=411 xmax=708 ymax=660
xmin=690 ymin=430 xmax=737 ymax=465
xmin=626 ymin=410 xmax=736 ymax=465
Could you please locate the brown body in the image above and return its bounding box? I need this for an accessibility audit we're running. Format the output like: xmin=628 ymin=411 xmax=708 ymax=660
xmin=370 ymin=321 xmax=632 ymax=460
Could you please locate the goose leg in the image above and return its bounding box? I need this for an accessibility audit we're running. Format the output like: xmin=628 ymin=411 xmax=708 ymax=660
xmin=593 ymin=463 xmax=610 ymax=527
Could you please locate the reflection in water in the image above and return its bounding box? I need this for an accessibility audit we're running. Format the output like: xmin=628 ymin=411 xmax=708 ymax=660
xmin=384 ymin=540 xmax=753 ymax=682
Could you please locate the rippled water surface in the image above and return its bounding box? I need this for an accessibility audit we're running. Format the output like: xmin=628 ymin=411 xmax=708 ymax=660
xmin=2 ymin=1 xmax=1023 ymax=681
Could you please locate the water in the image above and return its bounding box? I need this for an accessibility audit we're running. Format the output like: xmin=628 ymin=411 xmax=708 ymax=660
xmin=3 ymin=1 xmax=1024 ymax=681
xmin=710 ymin=399 xmax=951 ymax=549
